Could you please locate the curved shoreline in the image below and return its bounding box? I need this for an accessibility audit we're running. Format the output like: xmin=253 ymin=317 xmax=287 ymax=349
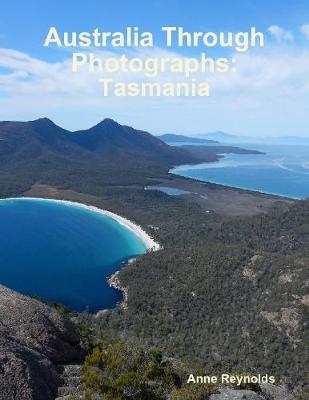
xmin=0 ymin=197 xmax=161 ymax=252
xmin=170 ymin=170 xmax=300 ymax=200
xmin=0 ymin=196 xmax=161 ymax=313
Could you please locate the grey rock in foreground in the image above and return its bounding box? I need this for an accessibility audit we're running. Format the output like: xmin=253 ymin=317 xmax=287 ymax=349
xmin=209 ymin=385 xmax=297 ymax=400
xmin=55 ymin=364 xmax=83 ymax=399
xmin=0 ymin=285 xmax=84 ymax=400
xmin=210 ymin=388 xmax=264 ymax=400
xmin=260 ymin=383 xmax=297 ymax=400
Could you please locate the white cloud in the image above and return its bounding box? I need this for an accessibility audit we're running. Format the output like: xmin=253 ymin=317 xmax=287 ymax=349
xmin=300 ymin=24 xmax=309 ymax=40
xmin=0 ymin=45 xmax=308 ymax=136
xmin=267 ymin=25 xmax=294 ymax=43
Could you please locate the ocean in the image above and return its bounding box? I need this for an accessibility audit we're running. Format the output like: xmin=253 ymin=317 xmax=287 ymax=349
xmin=0 ymin=198 xmax=147 ymax=312
xmin=172 ymin=144 xmax=309 ymax=199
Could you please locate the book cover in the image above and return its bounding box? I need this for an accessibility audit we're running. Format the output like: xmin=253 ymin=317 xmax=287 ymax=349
xmin=0 ymin=1 xmax=307 ymax=399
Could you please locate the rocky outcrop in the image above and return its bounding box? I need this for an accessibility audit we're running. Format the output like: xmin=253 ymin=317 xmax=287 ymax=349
xmin=55 ymin=364 xmax=83 ymax=400
xmin=0 ymin=285 xmax=84 ymax=400
xmin=259 ymin=383 xmax=297 ymax=400
xmin=210 ymin=388 xmax=264 ymax=400
xmin=209 ymin=385 xmax=297 ymax=400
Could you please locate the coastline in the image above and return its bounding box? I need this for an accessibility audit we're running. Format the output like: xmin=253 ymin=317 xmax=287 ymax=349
xmin=170 ymin=170 xmax=299 ymax=200
xmin=107 ymin=271 xmax=128 ymax=310
xmin=170 ymin=144 xmax=307 ymax=201
xmin=0 ymin=197 xmax=161 ymax=252
xmin=0 ymin=196 xmax=161 ymax=313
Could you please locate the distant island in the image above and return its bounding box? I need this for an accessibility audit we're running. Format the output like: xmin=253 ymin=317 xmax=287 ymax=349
xmin=203 ymin=130 xmax=309 ymax=144
xmin=159 ymin=130 xmax=309 ymax=145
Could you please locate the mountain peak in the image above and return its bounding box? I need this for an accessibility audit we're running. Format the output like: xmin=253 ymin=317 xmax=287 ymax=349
xmin=29 ymin=117 xmax=61 ymax=131
xmin=92 ymin=118 xmax=121 ymax=129
xmin=30 ymin=117 xmax=55 ymax=126
xmin=28 ymin=118 xmax=69 ymax=136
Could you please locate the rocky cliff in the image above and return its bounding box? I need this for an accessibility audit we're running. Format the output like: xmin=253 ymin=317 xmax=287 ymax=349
xmin=0 ymin=285 xmax=84 ymax=400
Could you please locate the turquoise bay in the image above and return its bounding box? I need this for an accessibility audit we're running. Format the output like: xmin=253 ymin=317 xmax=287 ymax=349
xmin=0 ymin=198 xmax=147 ymax=312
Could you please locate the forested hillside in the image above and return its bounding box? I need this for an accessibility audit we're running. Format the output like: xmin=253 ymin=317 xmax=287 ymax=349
xmin=0 ymin=118 xmax=261 ymax=196
xmin=93 ymin=200 xmax=308 ymax=398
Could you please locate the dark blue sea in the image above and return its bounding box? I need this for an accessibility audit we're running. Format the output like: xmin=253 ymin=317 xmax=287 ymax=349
xmin=0 ymin=198 xmax=146 ymax=312
xmin=172 ymin=144 xmax=309 ymax=199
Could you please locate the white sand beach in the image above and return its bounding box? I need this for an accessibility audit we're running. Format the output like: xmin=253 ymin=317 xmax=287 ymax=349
xmin=1 ymin=197 xmax=161 ymax=252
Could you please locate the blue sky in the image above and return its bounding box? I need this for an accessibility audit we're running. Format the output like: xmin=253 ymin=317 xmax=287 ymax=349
xmin=0 ymin=0 xmax=309 ymax=136
xmin=1 ymin=1 xmax=309 ymax=58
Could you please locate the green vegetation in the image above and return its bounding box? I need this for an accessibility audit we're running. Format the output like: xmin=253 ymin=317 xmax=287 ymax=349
xmin=88 ymin=200 xmax=308 ymax=397
xmin=82 ymin=339 xmax=219 ymax=400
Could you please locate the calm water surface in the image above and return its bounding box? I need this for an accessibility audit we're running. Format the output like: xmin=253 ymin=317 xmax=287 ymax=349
xmin=0 ymin=198 xmax=146 ymax=312
xmin=172 ymin=144 xmax=309 ymax=199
